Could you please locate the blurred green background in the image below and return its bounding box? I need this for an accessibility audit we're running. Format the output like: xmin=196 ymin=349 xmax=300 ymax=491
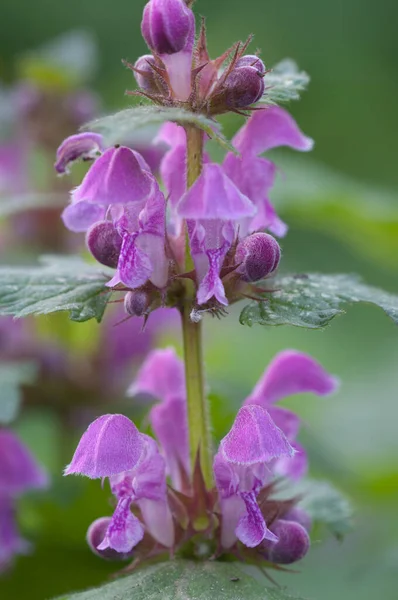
xmin=0 ymin=0 xmax=397 ymax=599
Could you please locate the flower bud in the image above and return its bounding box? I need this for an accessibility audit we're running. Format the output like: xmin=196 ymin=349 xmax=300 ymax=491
xmin=284 ymin=507 xmax=312 ymax=533
xmin=124 ymin=291 xmax=151 ymax=317
xmin=225 ymin=67 xmax=265 ymax=108
xmin=235 ymin=232 xmax=281 ymax=282
xmin=134 ymin=55 xmax=165 ymax=94
xmin=235 ymin=55 xmax=266 ymax=75
xmin=86 ymin=221 xmax=123 ymax=269
xmin=87 ymin=518 xmax=134 ymax=561
xmin=141 ymin=0 xmax=195 ymax=55
xmin=259 ymin=519 xmax=310 ymax=565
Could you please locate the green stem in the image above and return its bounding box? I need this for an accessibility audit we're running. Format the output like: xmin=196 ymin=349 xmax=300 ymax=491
xmin=182 ymin=124 xmax=213 ymax=489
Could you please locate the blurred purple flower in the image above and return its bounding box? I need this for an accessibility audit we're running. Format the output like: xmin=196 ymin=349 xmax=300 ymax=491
xmin=0 ymin=430 xmax=48 ymax=573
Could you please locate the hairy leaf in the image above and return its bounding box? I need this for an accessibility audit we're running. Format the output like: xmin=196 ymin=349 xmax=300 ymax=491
xmin=296 ymin=480 xmax=353 ymax=539
xmin=0 ymin=256 xmax=111 ymax=323
xmin=258 ymin=59 xmax=310 ymax=105
xmin=240 ymin=273 xmax=398 ymax=328
xmin=55 ymin=560 xmax=309 ymax=600
xmin=84 ymin=105 xmax=235 ymax=152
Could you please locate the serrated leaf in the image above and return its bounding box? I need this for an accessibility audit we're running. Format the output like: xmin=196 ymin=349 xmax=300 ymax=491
xmin=296 ymin=480 xmax=353 ymax=539
xmin=0 ymin=362 xmax=37 ymax=424
xmin=84 ymin=106 xmax=235 ymax=153
xmin=240 ymin=273 xmax=398 ymax=329
xmin=54 ymin=560 xmax=309 ymax=600
xmin=258 ymin=59 xmax=310 ymax=105
xmin=0 ymin=256 xmax=111 ymax=323
xmin=0 ymin=193 xmax=66 ymax=218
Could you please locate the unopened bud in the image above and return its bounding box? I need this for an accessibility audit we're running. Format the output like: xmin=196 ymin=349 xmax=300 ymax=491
xmin=87 ymin=518 xmax=134 ymax=561
xmin=259 ymin=519 xmax=310 ymax=565
xmin=235 ymin=233 xmax=281 ymax=282
xmin=141 ymin=0 xmax=195 ymax=55
xmin=225 ymin=67 xmax=265 ymax=108
xmin=133 ymin=55 xmax=167 ymax=95
xmin=86 ymin=221 xmax=122 ymax=269
xmin=284 ymin=507 xmax=312 ymax=533
xmin=124 ymin=291 xmax=151 ymax=317
xmin=235 ymin=55 xmax=266 ymax=75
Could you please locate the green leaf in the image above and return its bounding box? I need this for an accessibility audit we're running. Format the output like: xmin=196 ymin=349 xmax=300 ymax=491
xmin=84 ymin=105 xmax=235 ymax=153
xmin=0 ymin=362 xmax=37 ymax=424
xmin=55 ymin=560 xmax=309 ymax=600
xmin=271 ymin=155 xmax=398 ymax=269
xmin=0 ymin=256 xmax=111 ymax=323
xmin=258 ymin=59 xmax=310 ymax=105
xmin=295 ymin=480 xmax=353 ymax=540
xmin=0 ymin=193 xmax=65 ymax=218
xmin=240 ymin=273 xmax=398 ymax=329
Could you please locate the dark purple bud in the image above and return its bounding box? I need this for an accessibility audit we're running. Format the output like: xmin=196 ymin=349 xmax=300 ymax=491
xmin=87 ymin=518 xmax=134 ymax=561
xmin=225 ymin=67 xmax=265 ymax=108
xmin=124 ymin=291 xmax=151 ymax=317
xmin=284 ymin=507 xmax=312 ymax=533
xmin=86 ymin=221 xmax=123 ymax=268
xmin=259 ymin=519 xmax=310 ymax=565
xmin=235 ymin=55 xmax=266 ymax=75
xmin=134 ymin=55 xmax=158 ymax=92
xmin=235 ymin=233 xmax=281 ymax=282
xmin=133 ymin=55 xmax=168 ymax=95
xmin=141 ymin=0 xmax=195 ymax=55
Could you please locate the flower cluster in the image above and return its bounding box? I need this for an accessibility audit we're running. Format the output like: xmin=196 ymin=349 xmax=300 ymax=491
xmin=58 ymin=112 xmax=311 ymax=316
xmin=0 ymin=430 xmax=47 ymax=572
xmin=55 ymin=0 xmax=313 ymax=318
xmin=66 ymin=349 xmax=338 ymax=565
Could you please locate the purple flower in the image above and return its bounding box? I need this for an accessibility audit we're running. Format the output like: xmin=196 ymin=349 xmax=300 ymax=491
xmin=223 ymin=106 xmax=314 ymax=237
xmin=65 ymin=414 xmax=174 ymax=552
xmin=54 ymin=132 xmax=104 ymax=175
xmin=214 ymin=405 xmax=294 ymax=548
xmin=60 ymin=142 xmax=169 ymax=290
xmin=152 ymin=107 xmax=312 ymax=306
xmin=243 ymin=350 xmax=339 ymax=480
xmin=128 ymin=348 xmax=189 ymax=491
xmin=62 ymin=145 xmax=154 ymax=233
xmin=0 ymin=430 xmax=48 ymax=496
xmin=0 ymin=430 xmax=48 ymax=572
xmin=66 ymin=348 xmax=335 ymax=560
xmin=177 ymin=163 xmax=256 ymax=305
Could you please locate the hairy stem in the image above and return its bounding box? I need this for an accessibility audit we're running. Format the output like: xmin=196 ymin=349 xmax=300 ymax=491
xmin=181 ymin=124 xmax=213 ymax=488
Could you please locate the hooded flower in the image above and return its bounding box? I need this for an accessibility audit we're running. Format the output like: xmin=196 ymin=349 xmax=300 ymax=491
xmin=66 ymin=348 xmax=335 ymax=563
xmin=60 ymin=141 xmax=169 ymax=290
xmin=213 ymin=350 xmax=337 ymax=548
xmin=243 ymin=350 xmax=339 ymax=479
xmin=214 ymin=404 xmax=294 ymax=549
xmin=65 ymin=414 xmax=174 ymax=553
xmin=151 ymin=106 xmax=312 ymax=307
xmin=223 ymin=106 xmax=314 ymax=237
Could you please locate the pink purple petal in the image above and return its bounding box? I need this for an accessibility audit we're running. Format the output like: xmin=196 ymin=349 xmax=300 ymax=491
xmin=232 ymin=106 xmax=314 ymax=156
xmin=0 ymin=430 xmax=48 ymax=496
xmin=220 ymin=405 xmax=294 ymax=465
xmin=177 ymin=163 xmax=256 ymax=220
xmin=64 ymin=414 xmax=144 ymax=478
xmin=247 ymin=350 xmax=339 ymax=407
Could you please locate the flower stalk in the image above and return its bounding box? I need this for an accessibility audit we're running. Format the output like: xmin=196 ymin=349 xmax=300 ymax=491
xmin=182 ymin=124 xmax=213 ymax=488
